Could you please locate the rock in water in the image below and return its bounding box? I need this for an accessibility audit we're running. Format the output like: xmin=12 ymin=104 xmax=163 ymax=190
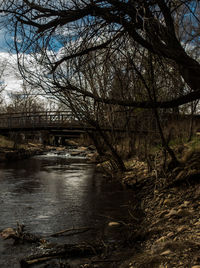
xmin=0 ymin=228 xmax=16 ymax=239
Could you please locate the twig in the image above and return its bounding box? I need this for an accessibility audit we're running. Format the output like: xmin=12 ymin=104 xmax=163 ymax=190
xmin=49 ymin=227 xmax=92 ymax=237
xmin=20 ymin=256 xmax=57 ymax=267
xmin=128 ymin=209 xmax=139 ymax=222
xmin=92 ymin=259 xmax=122 ymax=263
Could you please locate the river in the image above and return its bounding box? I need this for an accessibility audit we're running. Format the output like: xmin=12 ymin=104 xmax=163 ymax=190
xmin=0 ymin=151 xmax=134 ymax=267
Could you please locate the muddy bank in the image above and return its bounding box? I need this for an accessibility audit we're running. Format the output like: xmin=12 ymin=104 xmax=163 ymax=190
xmin=93 ymin=147 xmax=200 ymax=267
xmin=118 ymin=152 xmax=200 ymax=267
xmin=0 ymin=147 xmax=43 ymax=162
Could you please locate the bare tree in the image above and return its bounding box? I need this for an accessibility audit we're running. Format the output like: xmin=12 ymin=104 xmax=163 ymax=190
xmin=1 ymin=1 xmax=200 ymax=170
xmin=1 ymin=0 xmax=200 ymax=109
xmin=6 ymin=82 xmax=45 ymax=113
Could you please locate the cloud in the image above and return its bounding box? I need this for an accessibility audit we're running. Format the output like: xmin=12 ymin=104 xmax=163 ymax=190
xmin=0 ymin=52 xmax=23 ymax=94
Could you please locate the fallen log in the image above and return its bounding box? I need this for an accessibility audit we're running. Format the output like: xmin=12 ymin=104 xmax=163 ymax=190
xmin=20 ymin=256 xmax=57 ymax=267
xmin=20 ymin=242 xmax=104 ymax=267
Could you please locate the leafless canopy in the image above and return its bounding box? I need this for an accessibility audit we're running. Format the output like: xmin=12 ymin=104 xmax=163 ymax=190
xmin=1 ymin=0 xmax=200 ymax=109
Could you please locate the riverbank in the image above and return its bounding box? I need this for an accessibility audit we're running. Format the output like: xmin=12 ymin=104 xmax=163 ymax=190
xmin=1 ymin=138 xmax=200 ymax=267
xmin=0 ymin=147 xmax=43 ymax=162
xmin=0 ymin=134 xmax=98 ymax=163
xmin=0 ymin=135 xmax=44 ymax=162
xmin=118 ymin=142 xmax=200 ymax=267
xmin=92 ymin=139 xmax=200 ymax=267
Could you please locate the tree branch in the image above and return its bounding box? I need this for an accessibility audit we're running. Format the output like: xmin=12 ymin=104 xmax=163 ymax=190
xmin=54 ymin=81 xmax=200 ymax=109
xmin=51 ymin=31 xmax=124 ymax=71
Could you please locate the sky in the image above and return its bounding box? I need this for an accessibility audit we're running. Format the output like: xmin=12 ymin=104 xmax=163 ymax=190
xmin=0 ymin=25 xmax=68 ymax=99
xmin=0 ymin=28 xmax=25 ymax=101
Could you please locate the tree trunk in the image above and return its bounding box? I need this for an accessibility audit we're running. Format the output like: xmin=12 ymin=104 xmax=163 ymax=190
xmin=178 ymin=54 xmax=200 ymax=92
xmin=87 ymin=131 xmax=105 ymax=156
xmin=91 ymin=121 xmax=126 ymax=171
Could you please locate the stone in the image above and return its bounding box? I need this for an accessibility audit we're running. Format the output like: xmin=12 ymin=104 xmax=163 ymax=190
xmin=0 ymin=228 xmax=15 ymax=239
xmin=177 ymin=226 xmax=187 ymax=232
xmin=180 ymin=201 xmax=190 ymax=207
xmin=155 ymin=236 xmax=166 ymax=243
xmin=176 ymin=208 xmax=192 ymax=217
xmin=159 ymin=210 xmax=168 ymax=218
xmin=188 ymin=208 xmax=195 ymax=213
xmin=163 ymin=199 xmax=171 ymax=206
xmin=184 ymin=200 xmax=190 ymax=206
xmin=70 ymin=151 xmax=82 ymax=156
xmin=108 ymin=221 xmax=121 ymax=227
xmin=78 ymin=146 xmax=88 ymax=151
xmin=165 ymin=207 xmax=191 ymax=218
xmin=165 ymin=208 xmax=178 ymax=217
xmin=177 ymin=208 xmax=183 ymax=214
xmin=167 ymin=232 xmax=174 ymax=237
xmin=160 ymin=249 xmax=172 ymax=255
xmin=86 ymin=153 xmax=95 ymax=158
xmin=88 ymin=145 xmax=96 ymax=151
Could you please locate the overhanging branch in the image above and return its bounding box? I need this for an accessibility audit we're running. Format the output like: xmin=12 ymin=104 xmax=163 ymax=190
xmin=51 ymin=31 xmax=124 ymax=72
xmin=53 ymin=81 xmax=200 ymax=109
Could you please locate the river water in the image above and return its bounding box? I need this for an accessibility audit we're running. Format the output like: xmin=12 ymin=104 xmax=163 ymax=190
xmin=0 ymin=151 xmax=134 ymax=267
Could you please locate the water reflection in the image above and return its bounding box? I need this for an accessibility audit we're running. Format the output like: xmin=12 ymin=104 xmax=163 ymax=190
xmin=0 ymin=152 xmax=134 ymax=267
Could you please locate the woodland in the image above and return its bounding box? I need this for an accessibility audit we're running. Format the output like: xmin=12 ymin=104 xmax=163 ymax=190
xmin=0 ymin=1 xmax=199 ymax=169
xmin=1 ymin=1 xmax=200 ymax=267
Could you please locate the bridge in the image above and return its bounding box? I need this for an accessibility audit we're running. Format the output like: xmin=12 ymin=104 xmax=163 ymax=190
xmin=0 ymin=111 xmax=158 ymax=143
xmin=0 ymin=111 xmax=86 ymax=131
xmin=0 ymin=111 xmax=151 ymax=133
xmin=0 ymin=110 xmax=198 ymax=136
xmin=0 ymin=111 xmax=91 ymax=143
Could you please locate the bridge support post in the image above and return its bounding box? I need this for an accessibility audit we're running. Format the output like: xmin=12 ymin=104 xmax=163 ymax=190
xmin=53 ymin=136 xmax=59 ymax=147
xmin=61 ymin=137 xmax=66 ymax=146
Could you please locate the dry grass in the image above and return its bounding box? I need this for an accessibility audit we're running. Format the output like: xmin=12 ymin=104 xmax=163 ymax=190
xmin=0 ymin=135 xmax=38 ymax=150
xmin=0 ymin=135 xmax=14 ymax=148
xmin=178 ymin=136 xmax=200 ymax=163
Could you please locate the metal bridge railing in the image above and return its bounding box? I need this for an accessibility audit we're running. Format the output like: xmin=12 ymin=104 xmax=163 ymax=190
xmin=0 ymin=111 xmax=79 ymax=129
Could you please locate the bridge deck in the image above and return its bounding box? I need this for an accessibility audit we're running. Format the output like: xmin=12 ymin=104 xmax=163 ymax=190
xmin=0 ymin=111 xmax=83 ymax=131
xmin=0 ymin=111 xmax=157 ymax=134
